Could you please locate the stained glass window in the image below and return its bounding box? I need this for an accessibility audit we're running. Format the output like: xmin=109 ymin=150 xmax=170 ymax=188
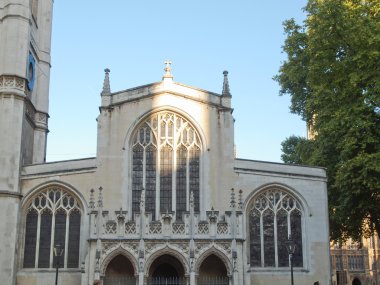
xmin=53 ymin=209 xmax=66 ymax=268
xmin=249 ymin=209 xmax=261 ymax=267
xmin=189 ymin=147 xmax=200 ymax=212
xmin=67 ymin=209 xmax=81 ymax=268
xmin=132 ymin=144 xmax=143 ymax=216
xmin=248 ymin=188 xmax=303 ymax=268
xmin=160 ymin=145 xmax=173 ymax=213
xmin=131 ymin=112 xmax=201 ymax=219
xmin=176 ymin=145 xmax=187 ymax=219
xmin=23 ymin=209 xmax=38 ymax=268
xmin=23 ymin=187 xmax=82 ymax=269
xmin=38 ymin=210 xmax=52 ymax=268
xmin=146 ymin=145 xmax=157 ymax=220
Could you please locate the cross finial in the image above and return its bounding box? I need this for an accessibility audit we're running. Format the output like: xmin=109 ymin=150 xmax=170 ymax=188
xmin=163 ymin=60 xmax=173 ymax=79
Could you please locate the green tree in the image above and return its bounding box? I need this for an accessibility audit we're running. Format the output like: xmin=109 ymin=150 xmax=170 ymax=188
xmin=275 ymin=0 xmax=380 ymax=240
xmin=281 ymin=135 xmax=313 ymax=164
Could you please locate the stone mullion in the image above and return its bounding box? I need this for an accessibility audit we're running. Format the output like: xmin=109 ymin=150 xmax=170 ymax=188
xmin=34 ymin=210 xmax=41 ymax=268
xmin=143 ymin=147 xmax=147 ymax=191
xmin=64 ymin=211 xmax=70 ymax=268
xmin=260 ymin=211 xmax=264 ymax=267
xmin=287 ymin=210 xmax=292 ymax=267
xmin=172 ymin=121 xmax=177 ymax=213
xmin=49 ymin=212 xmax=56 ymax=268
xmin=186 ymin=147 xmax=190 ymax=212
xmin=156 ymin=119 xmax=162 ymax=220
xmin=274 ymin=210 xmax=278 ymax=267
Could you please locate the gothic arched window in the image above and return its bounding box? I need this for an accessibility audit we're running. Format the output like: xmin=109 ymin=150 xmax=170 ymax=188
xmin=131 ymin=112 xmax=201 ymax=220
xmin=248 ymin=188 xmax=303 ymax=268
xmin=23 ymin=187 xmax=82 ymax=268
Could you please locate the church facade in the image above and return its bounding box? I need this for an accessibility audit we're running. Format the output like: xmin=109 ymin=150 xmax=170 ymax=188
xmin=0 ymin=1 xmax=331 ymax=285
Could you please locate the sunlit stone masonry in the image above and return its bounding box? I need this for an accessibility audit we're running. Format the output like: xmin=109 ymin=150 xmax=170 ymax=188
xmin=0 ymin=1 xmax=330 ymax=285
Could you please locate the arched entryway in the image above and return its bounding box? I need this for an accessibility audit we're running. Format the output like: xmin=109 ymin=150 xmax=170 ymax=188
xmin=198 ymin=254 xmax=229 ymax=285
xmin=103 ymin=254 xmax=136 ymax=285
xmin=148 ymin=254 xmax=186 ymax=285
xmin=352 ymin=278 xmax=361 ymax=285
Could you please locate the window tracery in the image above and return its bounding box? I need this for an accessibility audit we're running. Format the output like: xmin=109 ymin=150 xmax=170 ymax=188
xmin=131 ymin=112 xmax=201 ymax=220
xmin=23 ymin=187 xmax=82 ymax=269
xmin=248 ymin=188 xmax=303 ymax=268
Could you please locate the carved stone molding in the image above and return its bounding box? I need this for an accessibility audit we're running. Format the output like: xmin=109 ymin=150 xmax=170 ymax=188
xmin=100 ymin=242 xmax=139 ymax=276
xmin=35 ymin=111 xmax=48 ymax=125
xmin=25 ymin=100 xmax=36 ymax=122
xmin=0 ymin=75 xmax=26 ymax=92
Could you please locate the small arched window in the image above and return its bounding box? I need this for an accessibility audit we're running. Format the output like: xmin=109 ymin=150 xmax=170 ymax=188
xmin=131 ymin=111 xmax=201 ymax=220
xmin=248 ymin=188 xmax=303 ymax=268
xmin=23 ymin=186 xmax=82 ymax=268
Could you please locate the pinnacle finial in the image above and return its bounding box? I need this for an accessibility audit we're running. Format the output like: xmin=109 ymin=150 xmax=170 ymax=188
xmin=163 ymin=60 xmax=173 ymax=79
xmin=230 ymin=188 xmax=236 ymax=209
xmin=98 ymin=187 xmax=103 ymax=208
xmin=101 ymin=68 xmax=111 ymax=96
xmin=89 ymin=188 xmax=95 ymax=209
xmin=222 ymin=70 xmax=231 ymax=97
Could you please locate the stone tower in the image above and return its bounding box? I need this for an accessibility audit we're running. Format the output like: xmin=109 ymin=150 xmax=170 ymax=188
xmin=0 ymin=0 xmax=53 ymax=283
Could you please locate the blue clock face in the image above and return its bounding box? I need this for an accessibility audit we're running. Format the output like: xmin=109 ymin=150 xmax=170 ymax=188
xmin=27 ymin=53 xmax=36 ymax=91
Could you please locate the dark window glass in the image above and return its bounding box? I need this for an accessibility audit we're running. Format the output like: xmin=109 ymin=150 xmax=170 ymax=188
xmin=53 ymin=209 xmax=66 ymax=268
xmin=23 ymin=209 xmax=38 ymax=268
xmin=176 ymin=145 xmax=187 ymax=220
xmin=277 ymin=209 xmax=288 ymax=267
xmin=248 ymin=190 xmax=303 ymax=268
xmin=189 ymin=147 xmax=200 ymax=212
xmin=146 ymin=145 xmax=157 ymax=220
xmin=263 ymin=209 xmax=275 ymax=266
xmin=132 ymin=145 xmax=143 ymax=217
xmin=131 ymin=112 xmax=201 ymax=220
xmin=249 ymin=209 xmax=261 ymax=266
xmin=335 ymin=255 xmax=343 ymax=270
xmin=38 ymin=210 xmax=52 ymax=268
xmin=24 ymin=188 xmax=82 ymax=269
xmin=67 ymin=210 xmax=81 ymax=268
xmin=160 ymin=145 xmax=172 ymax=212
xmin=291 ymin=210 xmax=303 ymax=267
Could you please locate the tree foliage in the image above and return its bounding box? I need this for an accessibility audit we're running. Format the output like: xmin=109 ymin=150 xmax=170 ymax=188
xmin=275 ymin=0 xmax=380 ymax=240
xmin=281 ymin=135 xmax=313 ymax=164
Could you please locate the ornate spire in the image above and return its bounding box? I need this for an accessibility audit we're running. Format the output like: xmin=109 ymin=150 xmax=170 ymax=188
xmin=222 ymin=70 xmax=231 ymax=97
xmin=101 ymin=68 xmax=111 ymax=96
xmin=163 ymin=60 xmax=173 ymax=79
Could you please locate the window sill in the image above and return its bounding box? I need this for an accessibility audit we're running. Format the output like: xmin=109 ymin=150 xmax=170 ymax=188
xmin=18 ymin=268 xmax=81 ymax=273
xmin=247 ymin=267 xmax=309 ymax=273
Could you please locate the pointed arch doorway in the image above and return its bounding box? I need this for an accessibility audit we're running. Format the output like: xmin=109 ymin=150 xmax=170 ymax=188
xmin=198 ymin=254 xmax=229 ymax=285
xmin=147 ymin=254 xmax=186 ymax=285
xmin=103 ymin=254 xmax=136 ymax=285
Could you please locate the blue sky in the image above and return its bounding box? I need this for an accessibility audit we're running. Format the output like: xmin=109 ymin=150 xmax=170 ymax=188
xmin=47 ymin=1 xmax=308 ymax=162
